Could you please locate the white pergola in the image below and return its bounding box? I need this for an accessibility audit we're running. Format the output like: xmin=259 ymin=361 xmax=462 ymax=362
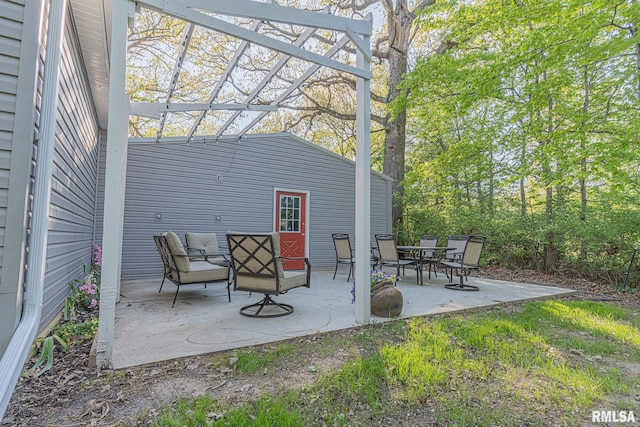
xmin=97 ymin=0 xmax=373 ymax=368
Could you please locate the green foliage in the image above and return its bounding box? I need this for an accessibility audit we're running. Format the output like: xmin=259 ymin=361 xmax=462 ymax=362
xmin=25 ymin=244 xmax=102 ymax=378
xmin=64 ymin=246 xmax=101 ymax=320
xmin=395 ymin=0 xmax=640 ymax=283
xmin=26 ymin=335 xmax=69 ymax=378
xmin=233 ymin=344 xmax=294 ymax=374
xmin=151 ymin=394 xmax=303 ymax=427
xmin=53 ymin=317 xmax=98 ymax=344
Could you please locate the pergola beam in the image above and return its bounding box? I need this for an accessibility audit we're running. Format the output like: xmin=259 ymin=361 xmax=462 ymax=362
xmin=168 ymin=0 xmax=371 ymax=36
xmin=238 ymin=33 xmax=351 ymax=137
xmin=140 ymin=0 xmax=371 ymax=79
xmin=214 ymin=25 xmax=317 ymax=138
xmin=187 ymin=20 xmax=262 ymax=139
xmin=130 ymin=102 xmax=278 ymax=119
xmin=157 ymin=22 xmax=195 ymax=139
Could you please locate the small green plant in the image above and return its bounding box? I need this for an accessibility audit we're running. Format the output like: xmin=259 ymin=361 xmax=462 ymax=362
xmin=53 ymin=317 xmax=98 ymax=343
xmin=26 ymin=244 xmax=102 ymax=377
xmin=233 ymin=343 xmax=293 ymax=374
xmin=26 ymin=334 xmax=69 ymax=377
xmin=350 ymin=270 xmax=398 ymax=303
xmin=63 ymin=244 xmax=102 ymax=320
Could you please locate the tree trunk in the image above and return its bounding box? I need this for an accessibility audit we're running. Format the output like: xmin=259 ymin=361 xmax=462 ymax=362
xmin=579 ymin=65 xmax=590 ymax=261
xmin=544 ymin=184 xmax=557 ymax=274
xmin=543 ymin=85 xmax=557 ymax=274
xmin=384 ymin=0 xmax=412 ymax=232
xmin=520 ymin=137 xmax=527 ymax=217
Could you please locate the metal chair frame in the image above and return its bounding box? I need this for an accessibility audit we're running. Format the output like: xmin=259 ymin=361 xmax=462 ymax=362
xmin=332 ymin=233 xmax=355 ymax=281
xmin=441 ymin=235 xmax=486 ymax=291
xmin=226 ymin=232 xmax=311 ymax=318
xmin=374 ymin=234 xmax=418 ymax=282
xmin=153 ymin=234 xmax=231 ymax=307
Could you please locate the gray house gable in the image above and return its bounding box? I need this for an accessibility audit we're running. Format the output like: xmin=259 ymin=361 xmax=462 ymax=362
xmin=100 ymin=132 xmax=392 ymax=279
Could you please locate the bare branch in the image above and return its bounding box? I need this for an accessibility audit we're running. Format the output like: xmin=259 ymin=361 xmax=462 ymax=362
xmin=413 ymin=0 xmax=437 ymax=14
xmin=303 ymin=75 xmax=388 ymax=104
xmin=333 ymin=0 xmax=380 ymax=13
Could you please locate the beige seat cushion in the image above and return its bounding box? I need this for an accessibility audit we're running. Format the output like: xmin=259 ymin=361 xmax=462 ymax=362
xmin=165 ymin=231 xmax=190 ymax=272
xmin=173 ymin=261 xmax=228 ymax=283
xmin=186 ymin=232 xmax=221 ymax=257
xmin=235 ymin=270 xmax=307 ymax=293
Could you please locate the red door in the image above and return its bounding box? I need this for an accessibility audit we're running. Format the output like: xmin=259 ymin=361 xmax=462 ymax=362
xmin=275 ymin=190 xmax=306 ymax=270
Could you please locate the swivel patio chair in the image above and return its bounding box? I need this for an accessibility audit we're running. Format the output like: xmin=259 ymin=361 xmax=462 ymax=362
xmin=332 ymin=233 xmax=354 ymax=281
xmin=185 ymin=232 xmax=229 ymax=267
xmin=442 ymin=235 xmax=469 ymax=280
xmin=154 ymin=232 xmax=231 ymax=307
xmin=441 ymin=235 xmax=486 ymax=291
xmin=374 ymin=234 xmax=418 ymax=282
xmin=443 ymin=235 xmax=469 ymax=262
xmin=226 ymin=231 xmax=311 ymax=318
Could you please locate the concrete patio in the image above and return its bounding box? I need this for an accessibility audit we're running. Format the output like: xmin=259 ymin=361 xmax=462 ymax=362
xmin=112 ymin=269 xmax=575 ymax=369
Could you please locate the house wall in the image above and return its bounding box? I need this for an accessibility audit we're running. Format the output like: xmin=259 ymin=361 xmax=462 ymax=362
xmin=0 ymin=0 xmax=40 ymax=353
xmin=40 ymin=4 xmax=101 ymax=328
xmin=96 ymin=133 xmax=392 ymax=279
xmin=0 ymin=0 xmax=101 ymax=355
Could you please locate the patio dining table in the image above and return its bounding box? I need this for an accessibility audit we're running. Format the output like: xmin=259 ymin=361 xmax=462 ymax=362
xmin=397 ymin=246 xmax=454 ymax=286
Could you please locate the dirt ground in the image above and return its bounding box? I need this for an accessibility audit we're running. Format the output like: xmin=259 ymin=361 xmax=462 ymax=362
xmin=2 ymin=267 xmax=639 ymax=427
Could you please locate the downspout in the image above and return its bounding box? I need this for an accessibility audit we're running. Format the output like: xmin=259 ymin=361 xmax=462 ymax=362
xmin=0 ymin=0 xmax=67 ymax=417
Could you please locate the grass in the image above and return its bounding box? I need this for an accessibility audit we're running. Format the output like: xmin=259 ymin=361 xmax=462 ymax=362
xmin=148 ymin=299 xmax=640 ymax=426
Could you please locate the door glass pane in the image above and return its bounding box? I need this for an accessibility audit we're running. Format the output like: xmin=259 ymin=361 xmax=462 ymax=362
xmin=279 ymin=195 xmax=301 ymax=233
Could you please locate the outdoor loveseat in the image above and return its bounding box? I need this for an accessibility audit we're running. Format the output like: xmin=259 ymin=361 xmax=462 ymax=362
xmin=153 ymin=232 xmax=231 ymax=307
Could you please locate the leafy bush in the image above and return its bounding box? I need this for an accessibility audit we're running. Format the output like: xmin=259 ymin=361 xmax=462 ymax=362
xmin=26 ymin=244 xmax=102 ymax=377
xmin=53 ymin=317 xmax=98 ymax=344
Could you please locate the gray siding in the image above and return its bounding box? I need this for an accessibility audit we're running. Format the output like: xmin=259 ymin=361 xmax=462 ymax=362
xmin=0 ymin=0 xmax=28 ymax=352
xmin=100 ymin=134 xmax=392 ymax=279
xmin=0 ymin=0 xmax=25 ymax=282
xmin=39 ymin=6 xmax=100 ymax=328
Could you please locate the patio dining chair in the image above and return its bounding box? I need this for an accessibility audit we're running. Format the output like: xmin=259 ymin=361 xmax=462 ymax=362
xmin=153 ymin=232 xmax=231 ymax=307
xmin=332 ymin=233 xmax=354 ymax=281
xmin=374 ymin=234 xmax=418 ymax=282
xmin=441 ymin=235 xmax=486 ymax=291
xmin=419 ymin=235 xmax=439 ymax=280
xmin=226 ymin=231 xmax=311 ymax=318
xmin=185 ymin=232 xmax=229 ymax=267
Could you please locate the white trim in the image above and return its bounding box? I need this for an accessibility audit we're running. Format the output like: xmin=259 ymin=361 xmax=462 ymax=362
xmin=354 ymin=33 xmax=371 ymax=325
xmin=130 ymin=102 xmax=278 ymax=119
xmin=96 ymin=0 xmax=131 ymax=370
xmin=273 ymin=188 xmax=310 ymax=263
xmin=0 ymin=0 xmax=46 ymax=325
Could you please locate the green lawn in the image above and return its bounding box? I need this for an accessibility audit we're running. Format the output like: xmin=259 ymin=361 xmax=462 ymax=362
xmin=149 ymin=299 xmax=640 ymax=427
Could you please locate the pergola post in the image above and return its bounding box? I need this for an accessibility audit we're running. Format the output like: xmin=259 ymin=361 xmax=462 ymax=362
xmin=354 ymin=34 xmax=371 ymax=324
xmin=96 ymin=0 xmax=131 ymax=369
